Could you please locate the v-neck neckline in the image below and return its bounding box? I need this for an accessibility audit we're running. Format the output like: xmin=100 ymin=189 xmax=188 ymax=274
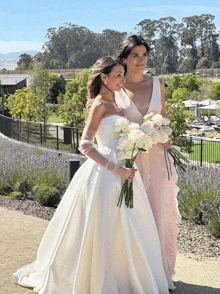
xmin=121 ymin=76 xmax=155 ymax=117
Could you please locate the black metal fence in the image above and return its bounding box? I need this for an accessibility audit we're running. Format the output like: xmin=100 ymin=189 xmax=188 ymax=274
xmin=173 ymin=136 xmax=220 ymax=167
xmin=1 ymin=114 xmax=220 ymax=165
xmin=0 ymin=114 xmax=83 ymax=153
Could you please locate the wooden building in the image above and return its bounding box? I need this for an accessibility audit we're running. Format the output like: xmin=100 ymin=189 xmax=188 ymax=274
xmin=0 ymin=75 xmax=28 ymax=95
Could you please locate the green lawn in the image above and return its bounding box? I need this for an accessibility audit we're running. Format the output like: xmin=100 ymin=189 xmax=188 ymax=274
xmin=9 ymin=120 xmax=83 ymax=153
xmin=189 ymin=141 xmax=220 ymax=163
xmin=48 ymin=114 xmax=64 ymax=123
xmin=48 ymin=111 xmax=88 ymax=124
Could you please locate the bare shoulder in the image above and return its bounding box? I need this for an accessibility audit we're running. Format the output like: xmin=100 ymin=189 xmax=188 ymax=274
xmin=90 ymin=95 xmax=109 ymax=116
xmin=157 ymin=78 xmax=165 ymax=88
xmin=143 ymin=74 xmax=154 ymax=83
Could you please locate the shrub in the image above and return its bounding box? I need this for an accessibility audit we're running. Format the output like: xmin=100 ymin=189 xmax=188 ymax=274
xmin=35 ymin=186 xmax=60 ymax=207
xmin=177 ymin=166 xmax=220 ymax=230
xmin=14 ymin=179 xmax=32 ymax=199
xmin=207 ymin=216 xmax=220 ymax=238
xmin=9 ymin=191 xmax=23 ymax=200
xmin=0 ymin=137 xmax=71 ymax=195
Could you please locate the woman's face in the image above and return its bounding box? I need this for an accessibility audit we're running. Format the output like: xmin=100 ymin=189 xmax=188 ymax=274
xmin=122 ymin=45 xmax=148 ymax=72
xmin=103 ymin=64 xmax=125 ymax=92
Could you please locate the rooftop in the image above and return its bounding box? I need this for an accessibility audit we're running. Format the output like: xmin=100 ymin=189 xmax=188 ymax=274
xmin=0 ymin=75 xmax=28 ymax=86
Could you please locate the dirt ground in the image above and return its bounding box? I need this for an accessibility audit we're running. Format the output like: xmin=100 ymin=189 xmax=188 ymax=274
xmin=1 ymin=207 xmax=220 ymax=294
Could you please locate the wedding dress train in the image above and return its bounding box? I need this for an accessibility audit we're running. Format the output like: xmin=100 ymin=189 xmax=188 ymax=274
xmin=13 ymin=115 xmax=170 ymax=294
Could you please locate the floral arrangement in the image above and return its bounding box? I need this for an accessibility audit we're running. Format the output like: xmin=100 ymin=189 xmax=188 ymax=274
xmin=115 ymin=117 xmax=156 ymax=209
xmin=143 ymin=112 xmax=189 ymax=179
xmin=115 ymin=113 xmax=189 ymax=209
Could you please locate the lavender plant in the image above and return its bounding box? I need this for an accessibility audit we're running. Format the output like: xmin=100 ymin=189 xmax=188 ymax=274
xmin=177 ymin=165 xmax=220 ymax=237
xmin=0 ymin=137 xmax=73 ymax=198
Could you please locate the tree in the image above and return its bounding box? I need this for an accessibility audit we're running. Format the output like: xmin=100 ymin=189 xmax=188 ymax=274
xmin=5 ymin=88 xmax=39 ymax=121
xmin=59 ymin=69 xmax=92 ymax=127
xmin=137 ymin=17 xmax=180 ymax=74
xmin=211 ymin=61 xmax=220 ymax=68
xmin=178 ymin=56 xmax=196 ymax=73
xmin=165 ymin=75 xmax=182 ymax=100
xmin=180 ymin=14 xmax=219 ymax=67
xmin=196 ymin=57 xmax=210 ymax=69
xmin=48 ymin=74 xmax=64 ymax=104
xmin=181 ymin=74 xmax=202 ymax=92
xmin=17 ymin=53 xmax=33 ymax=70
xmin=166 ymin=88 xmax=189 ymax=137
xmin=210 ymin=82 xmax=220 ymax=101
xmin=29 ymin=62 xmax=51 ymax=95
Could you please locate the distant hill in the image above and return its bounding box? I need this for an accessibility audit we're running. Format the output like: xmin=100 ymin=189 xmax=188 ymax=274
xmin=0 ymin=59 xmax=19 ymax=70
xmin=0 ymin=51 xmax=39 ymax=59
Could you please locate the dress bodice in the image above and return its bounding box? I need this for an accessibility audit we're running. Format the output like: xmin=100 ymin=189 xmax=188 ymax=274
xmin=115 ymin=76 xmax=162 ymax=122
xmin=96 ymin=115 xmax=122 ymax=154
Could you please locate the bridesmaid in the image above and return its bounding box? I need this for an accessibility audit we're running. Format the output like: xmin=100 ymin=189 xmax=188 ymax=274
xmin=87 ymin=34 xmax=181 ymax=290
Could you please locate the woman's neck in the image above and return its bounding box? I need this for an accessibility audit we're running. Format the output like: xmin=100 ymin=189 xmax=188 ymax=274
xmin=99 ymin=86 xmax=115 ymax=102
xmin=125 ymin=70 xmax=144 ymax=84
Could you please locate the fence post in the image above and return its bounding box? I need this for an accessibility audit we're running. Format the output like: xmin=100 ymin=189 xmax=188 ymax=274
xmin=69 ymin=159 xmax=80 ymax=183
xmin=27 ymin=121 xmax=29 ymax=143
xmin=17 ymin=120 xmax=19 ymax=141
xmin=56 ymin=125 xmax=59 ymax=151
xmin=76 ymin=128 xmax=79 ymax=154
xmin=40 ymin=123 xmax=42 ymax=145
xmin=200 ymin=139 xmax=203 ymax=167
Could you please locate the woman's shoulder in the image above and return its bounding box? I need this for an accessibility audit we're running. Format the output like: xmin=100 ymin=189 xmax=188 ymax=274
xmin=91 ymin=95 xmax=111 ymax=112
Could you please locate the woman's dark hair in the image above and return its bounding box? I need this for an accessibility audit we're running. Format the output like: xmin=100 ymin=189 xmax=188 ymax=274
xmin=88 ymin=56 xmax=126 ymax=99
xmin=116 ymin=34 xmax=150 ymax=61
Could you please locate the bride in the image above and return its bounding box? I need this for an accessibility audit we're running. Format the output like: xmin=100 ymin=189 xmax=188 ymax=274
xmin=13 ymin=57 xmax=170 ymax=294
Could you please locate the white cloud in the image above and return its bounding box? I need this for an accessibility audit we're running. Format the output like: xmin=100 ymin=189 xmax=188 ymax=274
xmin=0 ymin=41 xmax=44 ymax=54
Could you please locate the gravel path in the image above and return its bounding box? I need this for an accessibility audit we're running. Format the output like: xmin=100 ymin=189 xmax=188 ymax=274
xmin=0 ymin=195 xmax=220 ymax=259
xmin=1 ymin=204 xmax=220 ymax=294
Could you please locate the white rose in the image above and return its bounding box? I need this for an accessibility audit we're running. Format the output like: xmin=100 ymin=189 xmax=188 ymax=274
xmin=117 ymin=138 xmax=134 ymax=150
xmin=128 ymin=122 xmax=140 ymax=132
xmin=141 ymin=121 xmax=154 ymax=134
xmin=149 ymin=129 xmax=161 ymax=144
xmin=151 ymin=114 xmax=164 ymax=126
xmin=160 ymin=126 xmax=172 ymax=135
xmin=115 ymin=118 xmax=129 ymax=132
xmin=161 ymin=117 xmax=171 ymax=126
xmin=143 ymin=134 xmax=153 ymax=148
xmin=159 ymin=130 xmax=169 ymax=143
xmin=143 ymin=112 xmax=154 ymax=122
xmin=128 ymin=130 xmax=145 ymax=143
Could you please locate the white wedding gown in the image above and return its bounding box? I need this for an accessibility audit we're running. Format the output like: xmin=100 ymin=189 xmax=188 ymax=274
xmin=13 ymin=115 xmax=170 ymax=294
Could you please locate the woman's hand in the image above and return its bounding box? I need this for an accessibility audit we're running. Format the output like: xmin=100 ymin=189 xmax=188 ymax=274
xmin=113 ymin=166 xmax=137 ymax=180
xmin=161 ymin=134 xmax=172 ymax=150
xmin=86 ymin=98 xmax=95 ymax=112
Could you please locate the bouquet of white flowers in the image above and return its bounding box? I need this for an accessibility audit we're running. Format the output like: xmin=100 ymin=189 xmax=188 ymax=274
xmin=115 ymin=117 xmax=154 ymax=208
xmin=143 ymin=112 xmax=190 ymax=179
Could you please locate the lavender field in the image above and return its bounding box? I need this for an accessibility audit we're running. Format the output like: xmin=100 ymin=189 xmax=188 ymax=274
xmin=177 ymin=165 xmax=220 ymax=237
xmin=0 ymin=136 xmax=86 ymax=198
xmin=0 ymin=135 xmax=220 ymax=237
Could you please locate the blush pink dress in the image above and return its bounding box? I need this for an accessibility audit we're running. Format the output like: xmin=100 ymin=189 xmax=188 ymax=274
xmin=115 ymin=76 xmax=181 ymax=290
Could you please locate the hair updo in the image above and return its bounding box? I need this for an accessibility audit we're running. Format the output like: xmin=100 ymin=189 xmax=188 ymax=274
xmin=116 ymin=34 xmax=150 ymax=61
xmin=87 ymin=56 xmax=126 ymax=99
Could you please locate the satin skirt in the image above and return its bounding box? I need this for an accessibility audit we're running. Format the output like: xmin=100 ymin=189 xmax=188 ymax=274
xmin=13 ymin=157 xmax=170 ymax=294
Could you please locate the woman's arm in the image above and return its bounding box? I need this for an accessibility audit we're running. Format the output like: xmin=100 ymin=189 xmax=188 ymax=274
xmin=160 ymin=79 xmax=172 ymax=149
xmin=160 ymin=80 xmax=167 ymax=117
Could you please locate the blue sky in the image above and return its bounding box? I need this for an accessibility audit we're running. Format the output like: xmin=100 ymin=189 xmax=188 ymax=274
xmin=0 ymin=0 xmax=220 ymax=53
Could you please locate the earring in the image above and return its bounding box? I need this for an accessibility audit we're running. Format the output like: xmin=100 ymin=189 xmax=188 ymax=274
xmin=105 ymin=81 xmax=107 ymax=84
